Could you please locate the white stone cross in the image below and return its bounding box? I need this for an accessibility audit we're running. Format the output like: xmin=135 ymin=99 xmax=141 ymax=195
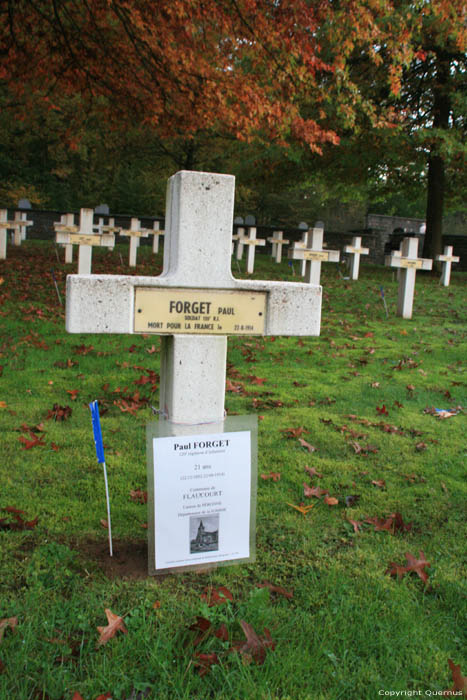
xmin=267 ymin=231 xmax=290 ymax=263
xmin=59 ymin=213 xmax=75 ymax=263
xmin=234 ymin=227 xmax=247 ymax=260
xmin=436 ymin=246 xmax=459 ymax=287
xmin=343 ymin=236 xmax=370 ymax=280
xmin=13 ymin=211 xmax=33 ymax=245
xmin=242 ymin=227 xmax=266 ymax=273
xmin=288 ymin=222 xmax=340 ymax=285
xmin=149 ymin=221 xmax=165 ymax=254
xmin=55 ymin=208 xmax=115 ymax=274
xmin=120 ymin=217 xmax=152 ymax=267
xmin=0 ymin=209 xmax=33 ymax=259
xmin=385 ymin=237 xmax=432 ymax=318
xmin=95 ymin=216 xmax=119 ymax=252
xmin=66 ymin=170 xmax=322 ymax=425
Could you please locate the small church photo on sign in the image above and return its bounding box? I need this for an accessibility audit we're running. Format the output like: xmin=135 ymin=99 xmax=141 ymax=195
xmin=190 ymin=515 xmax=219 ymax=554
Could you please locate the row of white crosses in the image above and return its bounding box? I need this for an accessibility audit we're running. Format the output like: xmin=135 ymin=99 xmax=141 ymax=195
xmin=0 ymin=209 xmax=33 ymax=259
xmin=54 ymin=209 xmax=164 ymax=272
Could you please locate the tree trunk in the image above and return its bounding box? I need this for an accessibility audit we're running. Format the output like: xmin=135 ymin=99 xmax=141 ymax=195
xmin=423 ymin=150 xmax=444 ymax=260
xmin=422 ymin=53 xmax=451 ymax=262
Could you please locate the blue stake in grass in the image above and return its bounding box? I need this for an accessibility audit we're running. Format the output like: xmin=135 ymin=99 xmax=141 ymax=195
xmin=50 ymin=269 xmax=63 ymax=306
xmin=89 ymin=400 xmax=113 ymax=556
xmin=380 ymin=286 xmax=389 ymax=318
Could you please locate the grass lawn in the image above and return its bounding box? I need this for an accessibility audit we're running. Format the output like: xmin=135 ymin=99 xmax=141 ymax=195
xmin=0 ymin=240 xmax=466 ymax=700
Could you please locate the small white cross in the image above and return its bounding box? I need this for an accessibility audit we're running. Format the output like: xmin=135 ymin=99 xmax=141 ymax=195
xmin=120 ymin=217 xmax=151 ymax=267
xmin=436 ymin=246 xmax=459 ymax=287
xmin=267 ymin=231 xmax=290 ymax=263
xmin=288 ymin=222 xmax=340 ymax=285
xmin=55 ymin=208 xmax=115 ymax=274
xmin=150 ymin=221 xmax=165 ymax=254
xmin=385 ymin=237 xmax=432 ymax=318
xmin=343 ymin=236 xmax=369 ymax=280
xmin=0 ymin=209 xmax=33 ymax=259
xmin=66 ymin=171 xmax=322 ymax=425
xmin=234 ymin=227 xmax=247 ymax=260
xmin=242 ymin=227 xmax=266 ymax=273
xmin=13 ymin=210 xmax=33 ymax=246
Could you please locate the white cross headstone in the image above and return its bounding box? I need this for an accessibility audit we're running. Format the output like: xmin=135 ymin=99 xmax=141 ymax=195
xmin=55 ymin=208 xmax=115 ymax=274
xmin=0 ymin=209 xmax=33 ymax=259
xmin=235 ymin=227 xmax=247 ymax=260
xmin=13 ymin=210 xmax=32 ymax=245
xmin=242 ymin=227 xmax=266 ymax=274
xmin=66 ymin=170 xmax=322 ymax=425
xmin=150 ymin=221 xmax=165 ymax=254
xmin=385 ymin=237 xmax=432 ymax=318
xmin=267 ymin=231 xmax=290 ymax=263
xmin=120 ymin=217 xmax=152 ymax=267
xmin=59 ymin=213 xmax=75 ymax=263
xmin=343 ymin=236 xmax=369 ymax=280
xmin=95 ymin=217 xmax=119 ymax=251
xmin=288 ymin=222 xmax=340 ymax=285
xmin=436 ymin=246 xmax=459 ymax=287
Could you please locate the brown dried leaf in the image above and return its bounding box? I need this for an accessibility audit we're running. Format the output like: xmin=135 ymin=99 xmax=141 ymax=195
xmin=260 ymin=472 xmax=281 ymax=482
xmin=256 ymin=581 xmax=293 ymax=599
xmin=96 ymin=609 xmax=127 ymax=646
xmin=0 ymin=617 xmax=18 ymax=642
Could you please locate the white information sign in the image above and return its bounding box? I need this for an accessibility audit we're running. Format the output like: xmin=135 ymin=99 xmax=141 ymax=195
xmin=152 ymin=429 xmax=252 ymax=571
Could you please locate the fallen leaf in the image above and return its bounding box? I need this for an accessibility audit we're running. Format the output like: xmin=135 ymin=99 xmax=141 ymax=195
xmin=96 ymin=609 xmax=128 ymax=646
xmin=287 ymin=502 xmax=314 ymax=516
xmin=0 ymin=617 xmax=18 ymax=642
xmin=193 ymin=652 xmax=219 ymax=676
xmin=303 ymin=484 xmax=329 ymax=499
xmin=376 ymin=404 xmax=389 ymax=415
xmin=233 ymin=620 xmax=275 ymax=665
xmin=345 ymin=495 xmax=360 ymax=507
xmin=260 ymin=473 xmax=281 ymax=481
xmin=201 ymin=586 xmax=233 ymax=607
xmin=256 ymin=581 xmax=293 ymax=599
xmin=129 ymin=489 xmax=148 ymax=504
xmin=324 ymin=495 xmax=339 ymax=506
xmin=347 ymin=519 xmax=362 ymax=533
xmin=298 ymin=438 xmax=317 ymax=452
xmin=444 ymin=658 xmax=467 ymax=697
xmin=280 ymin=426 xmax=309 ymax=438
xmin=304 ymin=465 xmax=323 ymax=479
xmin=372 ymin=479 xmax=386 ymax=489
xmin=386 ymin=550 xmax=430 ymax=583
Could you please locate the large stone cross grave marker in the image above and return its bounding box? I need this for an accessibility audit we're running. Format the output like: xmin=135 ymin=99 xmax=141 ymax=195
xmin=55 ymin=208 xmax=115 ymax=274
xmin=242 ymin=227 xmax=266 ymax=274
xmin=0 ymin=209 xmax=33 ymax=259
xmin=385 ymin=236 xmax=432 ymax=318
xmin=343 ymin=236 xmax=369 ymax=280
xmin=120 ymin=217 xmax=153 ymax=267
xmin=436 ymin=246 xmax=459 ymax=287
xmin=288 ymin=222 xmax=340 ymax=285
xmin=66 ymin=171 xmax=322 ymax=425
xmin=267 ymin=231 xmax=290 ymax=263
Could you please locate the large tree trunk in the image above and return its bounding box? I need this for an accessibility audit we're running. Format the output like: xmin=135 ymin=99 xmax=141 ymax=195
xmin=422 ymin=53 xmax=451 ymax=262
xmin=423 ymin=150 xmax=445 ymax=260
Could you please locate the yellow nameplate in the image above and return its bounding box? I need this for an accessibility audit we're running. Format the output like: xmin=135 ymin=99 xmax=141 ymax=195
xmin=399 ymin=259 xmax=422 ymax=269
xmin=69 ymin=234 xmax=101 ymax=245
xmin=134 ymin=288 xmax=267 ymax=335
xmin=303 ymin=250 xmax=329 ymax=261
